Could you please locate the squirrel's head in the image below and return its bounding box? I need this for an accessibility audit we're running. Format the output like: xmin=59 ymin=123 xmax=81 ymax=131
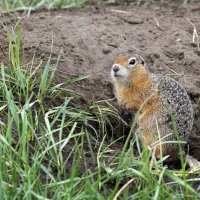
xmin=111 ymin=54 xmax=148 ymax=84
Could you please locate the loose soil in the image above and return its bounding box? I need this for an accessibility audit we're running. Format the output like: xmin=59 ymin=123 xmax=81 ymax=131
xmin=1 ymin=1 xmax=200 ymax=163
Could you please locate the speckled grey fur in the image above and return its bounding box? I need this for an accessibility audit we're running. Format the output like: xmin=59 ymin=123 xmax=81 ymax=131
xmin=150 ymin=73 xmax=193 ymax=141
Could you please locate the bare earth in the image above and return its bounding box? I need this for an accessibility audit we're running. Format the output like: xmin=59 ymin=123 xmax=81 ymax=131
xmin=1 ymin=1 xmax=200 ymax=161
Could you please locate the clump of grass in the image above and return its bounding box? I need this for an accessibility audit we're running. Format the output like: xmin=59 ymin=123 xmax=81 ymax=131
xmin=0 ymin=19 xmax=122 ymax=199
xmin=0 ymin=0 xmax=198 ymax=14
xmin=184 ymin=0 xmax=200 ymax=3
xmin=0 ymin=19 xmax=200 ymax=200
xmin=0 ymin=0 xmax=89 ymax=13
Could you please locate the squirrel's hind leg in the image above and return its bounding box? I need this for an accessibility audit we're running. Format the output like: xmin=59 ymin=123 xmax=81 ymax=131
xmin=185 ymin=155 xmax=200 ymax=169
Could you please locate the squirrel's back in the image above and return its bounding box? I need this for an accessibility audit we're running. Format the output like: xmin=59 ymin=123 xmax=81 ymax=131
xmin=152 ymin=74 xmax=193 ymax=140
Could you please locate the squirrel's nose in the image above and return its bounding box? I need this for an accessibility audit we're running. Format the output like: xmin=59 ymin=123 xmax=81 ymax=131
xmin=113 ymin=65 xmax=120 ymax=72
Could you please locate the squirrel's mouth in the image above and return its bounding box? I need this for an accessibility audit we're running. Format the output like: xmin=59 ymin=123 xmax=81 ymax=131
xmin=113 ymin=72 xmax=122 ymax=77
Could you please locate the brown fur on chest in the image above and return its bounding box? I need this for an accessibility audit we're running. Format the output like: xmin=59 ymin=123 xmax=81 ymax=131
xmin=114 ymin=68 xmax=161 ymax=148
xmin=115 ymin=70 xmax=160 ymax=126
xmin=114 ymin=71 xmax=155 ymax=110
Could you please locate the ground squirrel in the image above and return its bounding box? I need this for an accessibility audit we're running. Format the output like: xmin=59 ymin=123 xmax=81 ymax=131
xmin=111 ymin=54 xmax=194 ymax=162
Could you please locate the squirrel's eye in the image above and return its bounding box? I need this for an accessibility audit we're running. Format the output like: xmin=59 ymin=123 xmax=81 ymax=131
xmin=129 ymin=59 xmax=136 ymax=65
xmin=141 ymin=60 xmax=145 ymax=65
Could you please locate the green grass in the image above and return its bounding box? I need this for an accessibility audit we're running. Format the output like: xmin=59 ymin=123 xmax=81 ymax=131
xmin=0 ymin=0 xmax=89 ymax=13
xmin=0 ymin=0 xmax=198 ymax=14
xmin=2 ymin=0 xmax=160 ymax=14
xmin=0 ymin=16 xmax=200 ymax=200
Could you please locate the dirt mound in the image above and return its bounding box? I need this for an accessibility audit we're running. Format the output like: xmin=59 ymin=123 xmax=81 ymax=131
xmin=1 ymin=2 xmax=200 ymax=159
